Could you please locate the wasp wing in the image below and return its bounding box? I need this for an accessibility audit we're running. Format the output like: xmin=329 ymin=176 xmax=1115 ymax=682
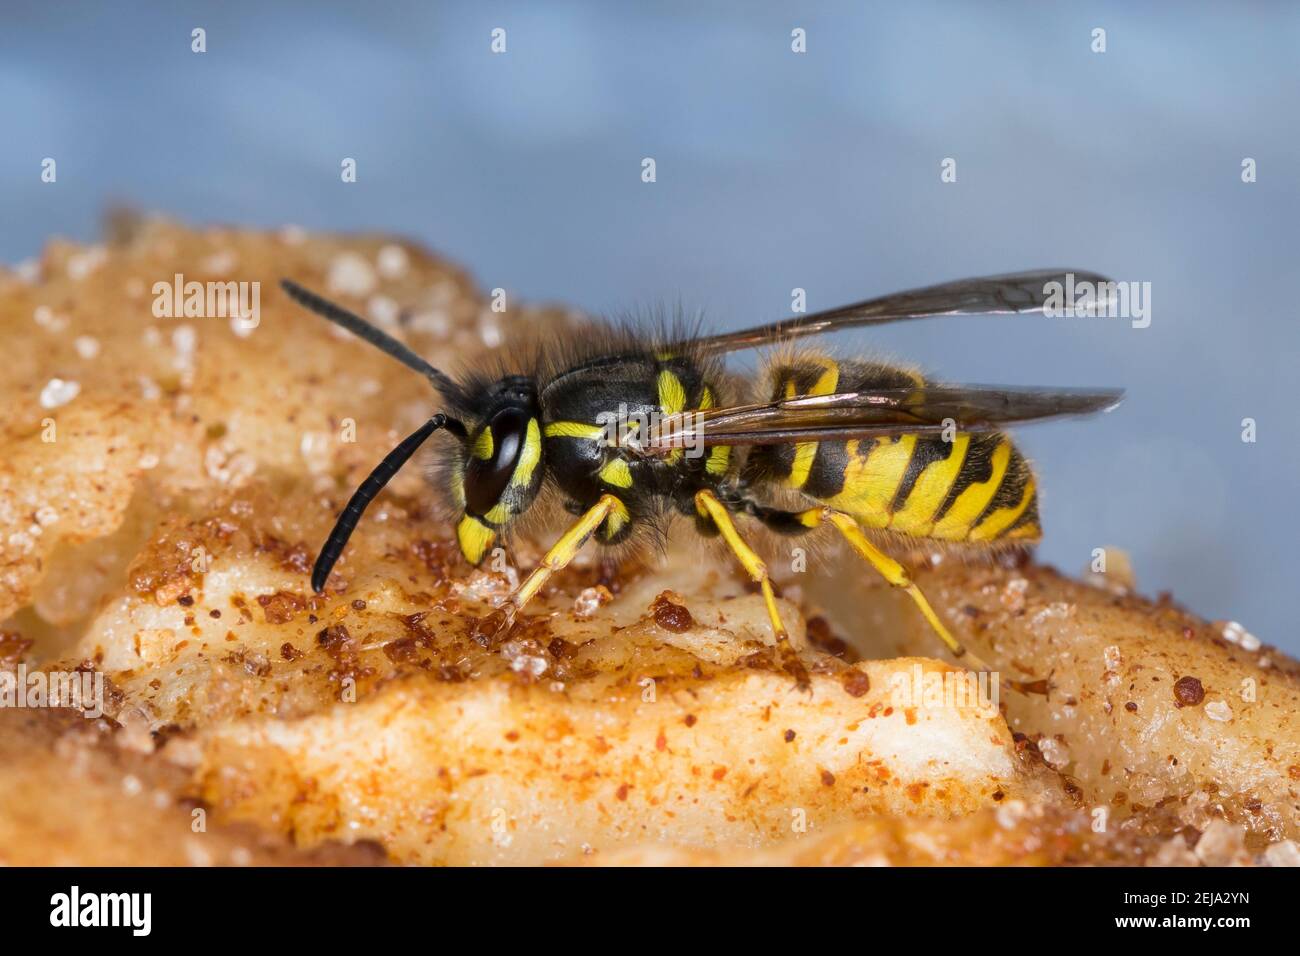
xmin=639 ymin=384 xmax=1123 ymax=451
xmin=688 ymin=269 xmax=1115 ymax=354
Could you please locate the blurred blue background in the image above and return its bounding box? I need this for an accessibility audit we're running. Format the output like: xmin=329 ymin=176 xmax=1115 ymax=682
xmin=2 ymin=1 xmax=1297 ymax=650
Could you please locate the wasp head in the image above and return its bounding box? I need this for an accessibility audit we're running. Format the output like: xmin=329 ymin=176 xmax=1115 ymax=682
xmin=453 ymin=376 xmax=544 ymax=565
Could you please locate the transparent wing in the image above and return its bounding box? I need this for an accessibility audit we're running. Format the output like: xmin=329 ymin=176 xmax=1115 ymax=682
xmin=638 ymin=384 xmax=1123 ymax=451
xmin=688 ymin=269 xmax=1114 ymax=354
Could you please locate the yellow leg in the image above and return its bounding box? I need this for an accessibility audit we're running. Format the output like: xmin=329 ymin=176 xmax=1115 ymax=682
xmin=695 ymin=490 xmax=811 ymax=690
xmin=799 ymin=508 xmax=991 ymax=672
xmin=474 ymin=494 xmax=621 ymax=646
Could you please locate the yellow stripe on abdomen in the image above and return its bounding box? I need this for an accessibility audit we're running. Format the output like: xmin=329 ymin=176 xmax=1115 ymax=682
xmin=787 ymin=361 xmax=839 ymax=489
xmin=888 ymin=435 xmax=971 ymax=536
xmin=931 ymin=440 xmax=1012 ymax=540
xmin=969 ymin=478 xmax=1036 ymax=541
xmin=825 ymin=435 xmax=917 ymax=529
xmin=705 ymin=444 xmax=731 ymax=476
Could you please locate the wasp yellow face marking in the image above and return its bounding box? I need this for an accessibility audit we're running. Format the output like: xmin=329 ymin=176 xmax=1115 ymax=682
xmin=470 ymin=418 xmax=542 ymax=529
xmin=931 ymin=441 xmax=1011 ymax=540
xmin=470 ymin=427 xmax=494 ymax=460
xmin=657 ymin=369 xmax=686 ymax=417
xmin=598 ymin=457 xmax=633 ymax=488
xmin=513 ymin=418 xmax=542 ymax=486
xmin=699 ymin=386 xmax=715 ymax=410
xmin=826 ymin=435 xmax=917 ymax=527
xmin=456 ymin=514 xmax=496 ymax=565
xmin=449 ymin=460 xmax=466 ymax=509
xmin=888 ymin=435 xmax=972 ymax=536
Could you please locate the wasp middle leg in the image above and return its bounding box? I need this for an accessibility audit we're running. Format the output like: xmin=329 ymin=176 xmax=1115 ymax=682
xmin=693 ymin=489 xmax=811 ymax=691
xmin=729 ymin=495 xmax=993 ymax=674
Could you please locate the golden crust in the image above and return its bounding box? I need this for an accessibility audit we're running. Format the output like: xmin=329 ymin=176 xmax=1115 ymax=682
xmin=0 ymin=707 xmax=384 ymax=866
xmin=814 ymin=560 xmax=1300 ymax=847
xmin=1 ymin=218 xmax=1295 ymax=866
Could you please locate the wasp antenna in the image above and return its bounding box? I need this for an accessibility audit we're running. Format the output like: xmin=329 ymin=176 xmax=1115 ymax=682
xmin=280 ymin=279 xmax=460 ymax=399
xmin=311 ymin=413 xmax=458 ymax=593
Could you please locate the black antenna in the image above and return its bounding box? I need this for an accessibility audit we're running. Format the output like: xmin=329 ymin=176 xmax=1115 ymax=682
xmin=311 ymin=414 xmax=451 ymax=593
xmin=280 ymin=278 xmax=461 ymax=399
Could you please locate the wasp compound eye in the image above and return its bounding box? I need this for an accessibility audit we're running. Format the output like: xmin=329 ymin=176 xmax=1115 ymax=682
xmin=464 ymin=406 xmax=532 ymax=516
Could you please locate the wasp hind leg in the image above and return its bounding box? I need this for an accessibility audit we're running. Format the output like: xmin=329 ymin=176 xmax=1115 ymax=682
xmin=735 ymin=498 xmax=992 ymax=674
xmin=694 ymin=489 xmax=811 ymax=691
xmin=474 ymin=494 xmax=622 ymax=648
xmin=819 ymin=512 xmax=995 ymax=671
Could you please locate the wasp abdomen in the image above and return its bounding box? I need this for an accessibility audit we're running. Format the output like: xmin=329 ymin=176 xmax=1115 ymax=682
xmin=745 ymin=356 xmax=1041 ymax=543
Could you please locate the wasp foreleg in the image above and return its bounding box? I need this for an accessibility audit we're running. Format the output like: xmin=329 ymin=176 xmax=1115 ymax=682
xmin=474 ymin=494 xmax=622 ymax=647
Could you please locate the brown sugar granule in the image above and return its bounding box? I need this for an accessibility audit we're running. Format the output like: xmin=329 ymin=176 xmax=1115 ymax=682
xmin=652 ymin=594 xmax=694 ymax=632
xmin=841 ymin=669 xmax=871 ymax=698
xmin=1174 ymin=675 xmax=1205 ymax=707
xmin=383 ymin=637 xmax=420 ymax=663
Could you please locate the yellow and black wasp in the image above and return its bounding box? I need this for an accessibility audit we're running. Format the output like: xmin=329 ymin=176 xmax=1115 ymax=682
xmin=282 ymin=270 xmax=1121 ymax=687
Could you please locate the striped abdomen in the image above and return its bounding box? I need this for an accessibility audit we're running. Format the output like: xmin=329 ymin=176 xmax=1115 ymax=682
xmin=743 ymin=356 xmax=1041 ymax=543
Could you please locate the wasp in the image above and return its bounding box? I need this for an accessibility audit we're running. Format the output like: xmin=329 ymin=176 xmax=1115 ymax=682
xmin=282 ymin=271 xmax=1121 ymax=688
